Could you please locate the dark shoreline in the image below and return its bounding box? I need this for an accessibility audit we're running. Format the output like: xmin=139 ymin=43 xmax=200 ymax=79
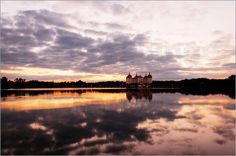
xmin=1 ymin=75 xmax=235 ymax=98
xmin=1 ymin=75 xmax=235 ymax=89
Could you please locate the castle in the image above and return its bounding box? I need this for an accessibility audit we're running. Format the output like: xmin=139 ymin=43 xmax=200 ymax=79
xmin=126 ymin=73 xmax=152 ymax=88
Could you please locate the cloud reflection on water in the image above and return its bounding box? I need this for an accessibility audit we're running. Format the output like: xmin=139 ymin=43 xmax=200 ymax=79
xmin=1 ymin=90 xmax=235 ymax=155
xmin=1 ymin=91 xmax=127 ymax=111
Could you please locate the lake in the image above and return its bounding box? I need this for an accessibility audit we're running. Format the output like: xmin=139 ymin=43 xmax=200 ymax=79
xmin=1 ymin=88 xmax=235 ymax=155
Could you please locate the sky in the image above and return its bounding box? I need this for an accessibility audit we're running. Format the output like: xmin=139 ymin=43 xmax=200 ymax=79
xmin=1 ymin=1 xmax=235 ymax=81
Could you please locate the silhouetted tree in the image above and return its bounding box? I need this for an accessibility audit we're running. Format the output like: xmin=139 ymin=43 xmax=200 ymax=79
xmin=1 ymin=77 xmax=9 ymax=89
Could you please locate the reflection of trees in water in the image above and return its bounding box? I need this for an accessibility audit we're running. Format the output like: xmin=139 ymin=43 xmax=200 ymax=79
xmin=126 ymin=90 xmax=152 ymax=102
xmin=1 ymin=88 xmax=235 ymax=99
xmin=1 ymin=90 xmax=85 ymax=98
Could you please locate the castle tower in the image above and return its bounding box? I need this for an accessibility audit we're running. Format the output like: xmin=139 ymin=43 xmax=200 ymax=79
xmin=147 ymin=73 xmax=152 ymax=84
xmin=126 ymin=72 xmax=132 ymax=84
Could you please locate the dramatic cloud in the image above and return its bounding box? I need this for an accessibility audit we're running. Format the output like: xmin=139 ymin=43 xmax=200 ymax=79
xmin=1 ymin=1 xmax=235 ymax=81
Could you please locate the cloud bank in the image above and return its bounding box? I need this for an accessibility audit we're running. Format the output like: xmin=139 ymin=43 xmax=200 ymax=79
xmin=1 ymin=1 xmax=235 ymax=81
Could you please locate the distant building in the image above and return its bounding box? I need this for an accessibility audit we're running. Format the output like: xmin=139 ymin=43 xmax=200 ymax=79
xmin=126 ymin=73 xmax=152 ymax=88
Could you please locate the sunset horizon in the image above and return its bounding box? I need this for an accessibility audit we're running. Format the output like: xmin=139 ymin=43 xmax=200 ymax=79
xmin=1 ymin=73 xmax=235 ymax=83
xmin=1 ymin=1 xmax=235 ymax=155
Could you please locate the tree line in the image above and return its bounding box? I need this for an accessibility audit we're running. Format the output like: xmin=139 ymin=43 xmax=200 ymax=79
xmin=152 ymin=75 xmax=235 ymax=98
xmin=1 ymin=75 xmax=235 ymax=90
xmin=0 ymin=77 xmax=126 ymax=89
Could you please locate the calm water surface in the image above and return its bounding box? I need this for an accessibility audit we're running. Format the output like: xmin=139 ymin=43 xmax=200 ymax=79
xmin=1 ymin=89 xmax=235 ymax=155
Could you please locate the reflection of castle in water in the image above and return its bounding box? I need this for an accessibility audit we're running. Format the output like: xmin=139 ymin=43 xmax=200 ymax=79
xmin=126 ymin=90 xmax=152 ymax=102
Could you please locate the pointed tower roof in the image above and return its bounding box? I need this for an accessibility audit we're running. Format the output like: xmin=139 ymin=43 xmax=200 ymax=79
xmin=144 ymin=74 xmax=148 ymax=78
xmin=148 ymin=72 xmax=152 ymax=78
xmin=126 ymin=72 xmax=132 ymax=78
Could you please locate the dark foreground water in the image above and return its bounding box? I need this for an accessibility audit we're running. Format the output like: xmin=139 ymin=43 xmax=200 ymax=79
xmin=1 ymin=88 xmax=235 ymax=155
